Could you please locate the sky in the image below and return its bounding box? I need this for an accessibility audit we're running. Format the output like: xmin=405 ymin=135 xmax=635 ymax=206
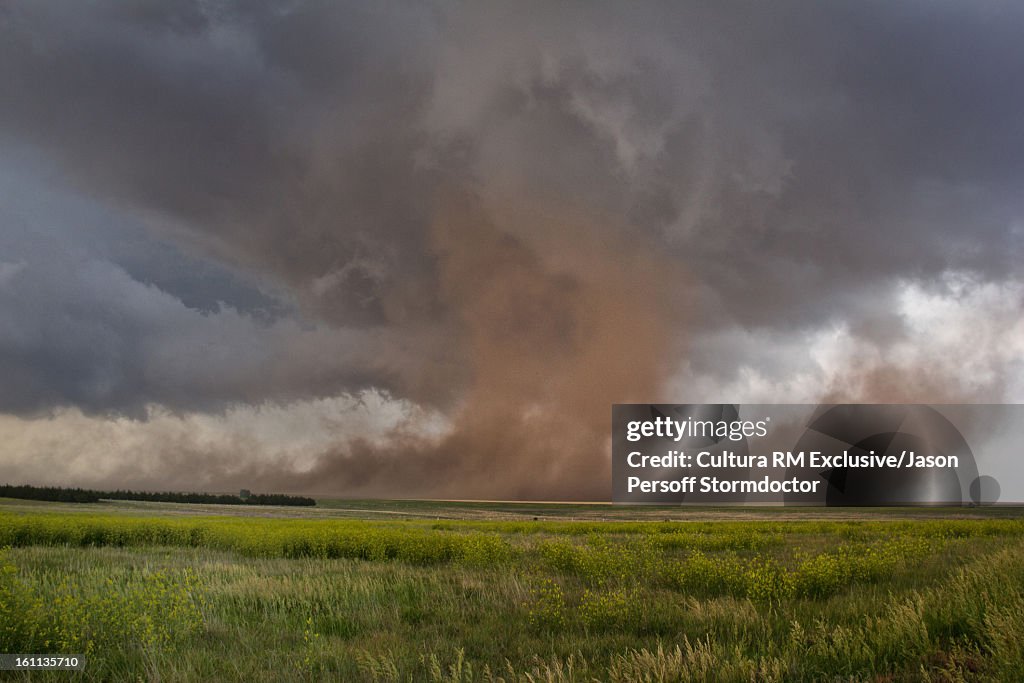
xmin=1 ymin=1 xmax=1022 ymax=499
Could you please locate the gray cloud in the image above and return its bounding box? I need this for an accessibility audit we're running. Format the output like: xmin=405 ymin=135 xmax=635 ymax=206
xmin=1 ymin=1 xmax=1023 ymax=497
xmin=0 ymin=241 xmax=397 ymax=418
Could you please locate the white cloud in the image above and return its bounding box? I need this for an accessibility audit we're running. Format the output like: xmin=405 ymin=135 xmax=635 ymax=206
xmin=670 ymin=272 xmax=1024 ymax=404
xmin=0 ymin=389 xmax=449 ymax=489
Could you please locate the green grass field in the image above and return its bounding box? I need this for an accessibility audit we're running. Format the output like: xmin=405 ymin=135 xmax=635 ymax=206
xmin=2 ymin=499 xmax=1024 ymax=682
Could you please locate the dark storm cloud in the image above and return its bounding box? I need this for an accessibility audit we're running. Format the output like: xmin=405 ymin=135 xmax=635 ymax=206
xmin=0 ymin=155 xmax=407 ymax=417
xmin=4 ymin=0 xmax=1022 ymax=325
xmin=419 ymin=1 xmax=1024 ymax=331
xmin=0 ymin=0 xmax=442 ymax=326
xmin=1 ymin=1 xmax=1023 ymax=496
xmin=0 ymin=232 xmax=395 ymax=418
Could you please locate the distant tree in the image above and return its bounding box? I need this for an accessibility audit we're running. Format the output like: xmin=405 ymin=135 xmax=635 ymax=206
xmin=0 ymin=484 xmax=315 ymax=506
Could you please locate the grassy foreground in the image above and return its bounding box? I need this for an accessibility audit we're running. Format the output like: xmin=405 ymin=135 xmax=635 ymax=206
xmin=2 ymin=501 xmax=1024 ymax=681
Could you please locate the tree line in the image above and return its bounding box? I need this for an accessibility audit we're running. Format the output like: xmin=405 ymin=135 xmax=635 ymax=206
xmin=0 ymin=484 xmax=316 ymax=506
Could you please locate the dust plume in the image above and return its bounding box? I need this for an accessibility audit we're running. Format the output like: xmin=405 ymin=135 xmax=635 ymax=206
xmin=273 ymin=193 xmax=685 ymax=499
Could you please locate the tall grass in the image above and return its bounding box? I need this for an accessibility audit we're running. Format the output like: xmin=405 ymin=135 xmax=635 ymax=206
xmin=0 ymin=513 xmax=514 ymax=565
xmin=1 ymin=547 xmax=205 ymax=679
xmin=2 ymin=508 xmax=1024 ymax=681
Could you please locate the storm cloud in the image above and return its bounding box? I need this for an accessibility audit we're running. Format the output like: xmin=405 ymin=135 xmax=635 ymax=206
xmin=1 ymin=1 xmax=1022 ymax=498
